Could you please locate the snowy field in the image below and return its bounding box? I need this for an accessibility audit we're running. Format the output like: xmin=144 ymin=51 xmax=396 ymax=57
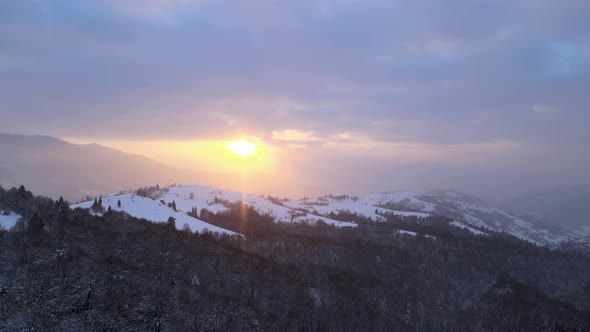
xmin=72 ymin=194 xmax=240 ymax=236
xmin=0 ymin=210 xmax=21 ymax=230
xmin=70 ymin=185 xmax=574 ymax=245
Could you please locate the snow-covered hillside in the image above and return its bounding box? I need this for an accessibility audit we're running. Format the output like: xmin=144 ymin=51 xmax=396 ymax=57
xmin=71 ymin=186 xmax=358 ymax=236
xmin=368 ymin=190 xmax=573 ymax=245
xmin=0 ymin=210 xmax=20 ymax=230
xmin=72 ymin=185 xmax=578 ymax=245
xmin=156 ymin=186 xmax=357 ymax=228
xmin=72 ymin=194 xmax=239 ymax=236
xmin=576 ymin=226 xmax=590 ymax=237
xmin=281 ymin=189 xmax=574 ymax=245
xmin=449 ymin=221 xmax=488 ymax=236
xmin=559 ymin=226 xmax=590 ymax=250
xmin=283 ymin=192 xmax=431 ymax=221
xmin=397 ymin=230 xmax=436 ymax=239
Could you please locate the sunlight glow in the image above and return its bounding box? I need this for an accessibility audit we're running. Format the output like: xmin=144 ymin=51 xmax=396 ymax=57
xmin=227 ymin=139 xmax=256 ymax=158
xmin=60 ymin=137 xmax=290 ymax=195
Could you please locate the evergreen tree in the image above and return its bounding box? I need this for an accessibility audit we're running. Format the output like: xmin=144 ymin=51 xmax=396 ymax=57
xmin=57 ymin=200 xmax=69 ymax=243
xmin=91 ymin=197 xmax=104 ymax=214
xmin=28 ymin=212 xmax=44 ymax=238
xmin=17 ymin=185 xmax=27 ymax=200
xmin=167 ymin=216 xmax=176 ymax=229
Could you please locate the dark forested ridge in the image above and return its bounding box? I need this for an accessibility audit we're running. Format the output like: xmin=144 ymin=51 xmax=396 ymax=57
xmin=1 ymin=186 xmax=590 ymax=331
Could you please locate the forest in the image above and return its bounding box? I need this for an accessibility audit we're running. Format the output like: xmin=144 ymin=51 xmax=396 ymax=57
xmin=1 ymin=185 xmax=590 ymax=331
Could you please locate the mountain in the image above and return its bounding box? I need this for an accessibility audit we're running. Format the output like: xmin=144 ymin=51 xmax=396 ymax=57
xmin=72 ymin=185 xmax=577 ymax=246
xmin=72 ymin=193 xmax=240 ymax=236
xmin=499 ymin=185 xmax=590 ymax=228
xmin=283 ymin=189 xmax=575 ymax=245
xmin=0 ymin=133 xmax=199 ymax=201
xmin=4 ymin=185 xmax=590 ymax=330
xmin=70 ymin=185 xmax=358 ymax=235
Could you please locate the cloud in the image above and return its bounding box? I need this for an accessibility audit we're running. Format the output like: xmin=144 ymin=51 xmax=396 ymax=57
xmin=318 ymin=135 xmax=525 ymax=163
xmin=1 ymin=0 xmax=589 ymax=197
xmin=106 ymin=0 xmax=197 ymax=17
xmin=272 ymin=130 xmax=322 ymax=142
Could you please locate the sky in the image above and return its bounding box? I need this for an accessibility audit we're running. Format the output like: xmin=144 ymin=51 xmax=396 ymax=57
xmin=1 ymin=0 xmax=589 ymax=200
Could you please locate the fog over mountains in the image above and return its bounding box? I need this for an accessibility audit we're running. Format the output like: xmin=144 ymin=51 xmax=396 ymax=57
xmin=1 ymin=132 xmax=587 ymax=235
xmin=500 ymin=185 xmax=590 ymax=228
xmin=3 ymin=132 xmax=590 ymax=330
xmin=0 ymin=133 xmax=198 ymax=200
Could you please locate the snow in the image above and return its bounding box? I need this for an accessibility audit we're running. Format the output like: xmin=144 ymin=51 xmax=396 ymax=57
xmin=283 ymin=192 xmax=430 ymax=222
xmin=406 ymin=192 xmax=571 ymax=245
xmin=308 ymin=288 xmax=322 ymax=307
xmin=281 ymin=189 xmax=559 ymax=244
xmin=71 ymin=193 xmax=239 ymax=236
xmin=0 ymin=210 xmax=20 ymax=230
xmin=576 ymin=226 xmax=590 ymax=237
xmin=450 ymin=221 xmax=487 ymax=236
xmin=70 ymin=184 xmax=573 ymax=246
xmin=71 ymin=186 xmax=358 ymax=236
xmin=397 ymin=230 xmax=436 ymax=239
xmin=367 ymin=192 xmax=437 ymax=212
xmin=159 ymin=186 xmax=357 ymax=228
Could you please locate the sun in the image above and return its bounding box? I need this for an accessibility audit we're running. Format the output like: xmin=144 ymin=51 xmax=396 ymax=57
xmin=227 ymin=139 xmax=256 ymax=158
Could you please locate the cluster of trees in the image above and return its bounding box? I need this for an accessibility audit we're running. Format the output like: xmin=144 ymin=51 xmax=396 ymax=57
xmin=266 ymin=195 xmax=284 ymax=206
xmin=1 ymin=185 xmax=590 ymax=331
xmin=0 ymin=185 xmax=35 ymax=215
xmin=377 ymin=200 xmax=425 ymax=213
xmin=90 ymin=196 xmax=104 ymax=214
xmin=135 ymin=185 xmax=168 ymax=199
xmin=328 ymin=194 xmax=359 ymax=201
xmin=187 ymin=206 xmax=199 ymax=218
xmin=167 ymin=200 xmax=177 ymax=212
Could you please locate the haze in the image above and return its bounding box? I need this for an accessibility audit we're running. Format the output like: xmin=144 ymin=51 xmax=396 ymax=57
xmin=1 ymin=0 xmax=589 ymax=201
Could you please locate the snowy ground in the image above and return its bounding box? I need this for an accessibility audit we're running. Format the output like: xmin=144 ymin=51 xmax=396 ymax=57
xmin=72 ymin=194 xmax=240 ymax=236
xmin=283 ymin=192 xmax=431 ymax=222
xmin=71 ymin=185 xmax=577 ymax=246
xmin=71 ymin=186 xmax=359 ymax=236
xmin=397 ymin=230 xmax=436 ymax=239
xmin=158 ymin=186 xmax=357 ymax=227
xmin=0 ymin=210 xmax=21 ymax=230
xmin=450 ymin=221 xmax=488 ymax=236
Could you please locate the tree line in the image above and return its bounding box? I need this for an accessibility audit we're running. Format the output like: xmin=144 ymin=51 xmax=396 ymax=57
xmin=1 ymin=185 xmax=589 ymax=331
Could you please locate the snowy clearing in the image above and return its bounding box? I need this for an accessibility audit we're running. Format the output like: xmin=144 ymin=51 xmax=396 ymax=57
xmin=0 ymin=210 xmax=21 ymax=230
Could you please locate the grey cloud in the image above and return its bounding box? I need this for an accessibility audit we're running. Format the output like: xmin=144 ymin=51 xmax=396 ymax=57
xmin=1 ymin=0 xmax=589 ymax=197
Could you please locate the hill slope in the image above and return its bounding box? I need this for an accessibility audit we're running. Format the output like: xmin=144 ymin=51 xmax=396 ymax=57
xmin=72 ymin=186 xmax=358 ymax=229
xmin=72 ymin=185 xmax=578 ymax=245
xmin=72 ymin=194 xmax=239 ymax=236
xmin=282 ymin=189 xmax=575 ymax=245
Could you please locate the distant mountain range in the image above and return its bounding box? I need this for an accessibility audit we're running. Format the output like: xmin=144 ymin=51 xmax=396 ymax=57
xmin=0 ymin=133 xmax=199 ymax=200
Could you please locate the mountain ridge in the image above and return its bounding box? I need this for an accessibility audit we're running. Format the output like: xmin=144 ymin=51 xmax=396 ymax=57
xmin=71 ymin=184 xmax=583 ymax=246
xmin=0 ymin=132 xmax=199 ymax=200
